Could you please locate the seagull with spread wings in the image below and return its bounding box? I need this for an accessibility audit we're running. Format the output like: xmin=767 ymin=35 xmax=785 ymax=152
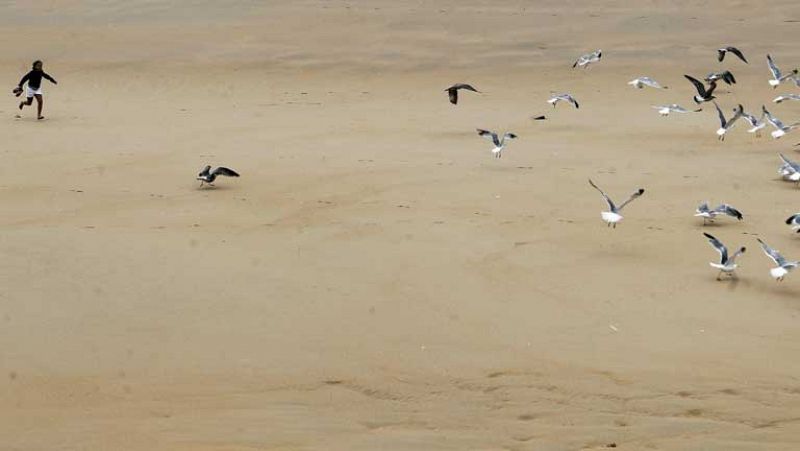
xmin=588 ymin=179 xmax=645 ymax=228
xmin=476 ymin=129 xmax=517 ymax=158
xmin=757 ymin=238 xmax=799 ymax=281
xmin=445 ymin=83 xmax=480 ymax=105
xmin=197 ymin=165 xmax=240 ymax=187
xmin=703 ymin=233 xmax=746 ymax=280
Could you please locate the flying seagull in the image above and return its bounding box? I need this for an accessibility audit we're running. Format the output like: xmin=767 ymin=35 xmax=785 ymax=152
xmin=547 ymin=93 xmax=579 ymax=109
xmin=778 ymin=153 xmax=800 ymax=183
xmin=763 ymin=108 xmax=799 ymax=139
xmin=588 ymin=179 xmax=645 ymax=228
xmin=628 ymin=77 xmax=667 ymax=89
xmin=773 ymin=94 xmax=800 ymax=103
xmin=767 ymin=54 xmax=798 ymax=88
xmin=652 ymin=104 xmax=687 ymax=116
xmin=786 ymin=214 xmax=800 ymax=233
xmin=573 ymin=50 xmax=602 ymax=68
xmin=705 ymin=70 xmax=736 ymax=85
xmin=476 ymin=129 xmax=517 ymax=158
xmin=743 ymin=106 xmax=767 ymax=137
xmin=684 ymin=75 xmax=717 ymax=103
xmin=703 ymin=233 xmax=746 ymax=281
xmin=695 ymin=201 xmax=743 ymax=225
xmin=197 ymin=165 xmax=240 ymax=187
xmin=445 ymin=83 xmax=480 ymax=105
xmin=717 ymin=46 xmax=748 ymax=63
xmin=757 ymin=238 xmax=799 ymax=281
xmin=713 ymin=102 xmax=744 ymax=141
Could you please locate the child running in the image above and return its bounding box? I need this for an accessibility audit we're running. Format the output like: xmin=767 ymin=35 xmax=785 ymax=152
xmin=16 ymin=60 xmax=57 ymax=120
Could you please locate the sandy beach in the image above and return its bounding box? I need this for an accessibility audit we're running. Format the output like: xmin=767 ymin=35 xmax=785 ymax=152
xmin=2 ymin=1 xmax=800 ymax=449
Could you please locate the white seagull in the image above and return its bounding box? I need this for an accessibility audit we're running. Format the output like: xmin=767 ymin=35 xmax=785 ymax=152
xmin=703 ymin=233 xmax=746 ymax=281
xmin=628 ymin=77 xmax=667 ymax=89
xmin=786 ymin=214 xmax=800 ymax=233
xmin=652 ymin=104 xmax=690 ymax=116
xmin=588 ymin=179 xmax=645 ymax=228
xmin=766 ymin=54 xmax=798 ymax=88
xmin=197 ymin=165 xmax=240 ymax=187
xmin=757 ymin=238 xmax=799 ymax=281
xmin=695 ymin=202 xmax=743 ymax=225
xmin=743 ymin=106 xmax=767 ymax=137
xmin=773 ymin=94 xmax=800 ymax=103
xmin=764 ymin=108 xmax=799 ymax=139
xmin=778 ymin=153 xmax=800 ymax=183
xmin=713 ymin=102 xmax=744 ymax=141
xmin=547 ymin=93 xmax=579 ymax=109
xmin=476 ymin=129 xmax=517 ymax=158
xmin=573 ymin=50 xmax=602 ymax=68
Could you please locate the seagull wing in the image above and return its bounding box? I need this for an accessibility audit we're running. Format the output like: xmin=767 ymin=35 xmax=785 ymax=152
xmin=588 ymin=179 xmax=616 ymax=212
xmin=617 ymin=188 xmax=645 ymax=211
xmin=211 ymin=167 xmax=240 ymax=177
xmin=198 ymin=165 xmax=211 ymax=176
xmin=564 ymin=95 xmax=579 ymax=108
xmin=457 ymin=84 xmax=479 ymax=93
xmin=767 ymin=54 xmax=782 ymax=80
xmin=477 ymin=129 xmax=500 ymax=146
xmin=713 ymin=101 xmax=727 ymax=128
xmin=640 ymin=77 xmax=663 ymax=88
xmin=717 ymin=49 xmax=726 ymax=62
xmin=447 ymin=88 xmax=458 ymax=105
xmin=704 ymin=233 xmax=728 ymax=264
xmin=727 ymin=47 xmax=747 ymax=63
xmin=766 ymin=112 xmax=786 ymax=130
xmin=758 ymin=238 xmax=787 ymax=266
xmin=684 ymin=74 xmax=707 ymax=96
xmin=715 ymin=204 xmax=743 ymax=220
xmin=729 ymin=247 xmax=746 ymax=264
xmin=696 ymin=201 xmax=710 ymax=214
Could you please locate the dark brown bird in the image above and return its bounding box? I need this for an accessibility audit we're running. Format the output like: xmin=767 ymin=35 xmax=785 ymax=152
xmin=445 ymin=84 xmax=479 ymax=105
xmin=717 ymin=46 xmax=748 ymax=63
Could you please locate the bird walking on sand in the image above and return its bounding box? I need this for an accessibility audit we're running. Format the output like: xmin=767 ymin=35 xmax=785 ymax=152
xmin=717 ymin=46 xmax=748 ymax=63
xmin=547 ymin=93 xmax=579 ymax=109
xmin=757 ymin=238 xmax=799 ymax=281
xmin=713 ymin=102 xmax=744 ymax=141
xmin=628 ymin=77 xmax=667 ymax=89
xmin=197 ymin=165 xmax=240 ymax=187
xmin=685 ymin=75 xmax=717 ymax=104
xmin=476 ymin=129 xmax=517 ymax=158
xmin=445 ymin=83 xmax=480 ymax=105
xmin=573 ymin=50 xmax=602 ymax=68
xmin=767 ymin=54 xmax=798 ymax=88
xmin=695 ymin=202 xmax=743 ymax=225
xmin=588 ymin=179 xmax=645 ymax=228
xmin=703 ymin=233 xmax=746 ymax=281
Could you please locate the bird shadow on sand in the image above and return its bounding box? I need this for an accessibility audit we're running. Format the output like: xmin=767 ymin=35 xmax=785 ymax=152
xmin=196 ymin=185 xmax=234 ymax=191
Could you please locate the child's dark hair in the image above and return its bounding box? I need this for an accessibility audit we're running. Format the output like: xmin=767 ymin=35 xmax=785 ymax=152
xmin=32 ymin=60 xmax=42 ymax=68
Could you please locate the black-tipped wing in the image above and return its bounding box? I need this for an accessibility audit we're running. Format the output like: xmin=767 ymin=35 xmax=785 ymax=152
xmin=713 ymin=101 xmax=727 ymax=128
xmin=454 ymin=84 xmax=479 ymax=93
xmin=715 ymin=204 xmax=742 ymax=220
xmin=717 ymin=49 xmax=725 ymax=62
xmin=684 ymin=74 xmax=707 ymax=96
xmin=211 ymin=167 xmax=240 ymax=177
xmin=767 ymin=54 xmax=781 ymax=79
xmin=447 ymin=88 xmax=458 ymax=104
xmin=704 ymin=232 xmax=728 ymax=264
xmin=198 ymin=165 xmax=211 ymax=176
xmin=758 ymin=238 xmax=787 ymax=266
xmin=722 ymin=71 xmax=736 ymax=85
xmin=617 ymin=188 xmax=645 ymax=211
xmin=786 ymin=214 xmax=800 ymax=225
xmin=477 ymin=129 xmax=500 ymax=146
xmin=588 ymin=179 xmax=616 ymax=212
xmin=727 ymin=47 xmax=747 ymax=63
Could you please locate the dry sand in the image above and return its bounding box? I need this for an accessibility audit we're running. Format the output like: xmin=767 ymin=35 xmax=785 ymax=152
xmin=2 ymin=1 xmax=800 ymax=449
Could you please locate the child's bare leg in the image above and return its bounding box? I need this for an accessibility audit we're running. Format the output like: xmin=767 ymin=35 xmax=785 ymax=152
xmin=35 ymin=94 xmax=43 ymax=119
xmin=20 ymin=97 xmax=33 ymax=110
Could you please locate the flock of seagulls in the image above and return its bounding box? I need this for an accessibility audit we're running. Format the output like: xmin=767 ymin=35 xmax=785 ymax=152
xmin=441 ymin=45 xmax=800 ymax=282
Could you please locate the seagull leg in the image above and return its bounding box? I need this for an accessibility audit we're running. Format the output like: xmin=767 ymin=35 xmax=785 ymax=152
xmin=716 ymin=271 xmax=722 ymax=281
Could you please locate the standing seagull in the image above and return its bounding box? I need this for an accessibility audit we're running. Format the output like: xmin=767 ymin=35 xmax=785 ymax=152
xmin=573 ymin=50 xmax=602 ymax=68
xmin=713 ymin=102 xmax=744 ymax=141
xmin=547 ymin=93 xmax=579 ymax=109
xmin=588 ymin=179 xmax=645 ymax=228
xmin=766 ymin=54 xmax=798 ymax=88
xmin=717 ymin=46 xmax=748 ymax=63
xmin=703 ymin=233 xmax=746 ymax=281
xmin=476 ymin=129 xmax=517 ymax=158
xmin=445 ymin=83 xmax=480 ymax=105
xmin=684 ymin=75 xmax=717 ymax=104
xmin=757 ymin=238 xmax=799 ymax=281
xmin=695 ymin=202 xmax=743 ymax=225
xmin=197 ymin=165 xmax=240 ymax=187
xmin=773 ymin=94 xmax=800 ymax=104
xmin=628 ymin=77 xmax=667 ymax=89
xmin=764 ymin=108 xmax=800 ymax=139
